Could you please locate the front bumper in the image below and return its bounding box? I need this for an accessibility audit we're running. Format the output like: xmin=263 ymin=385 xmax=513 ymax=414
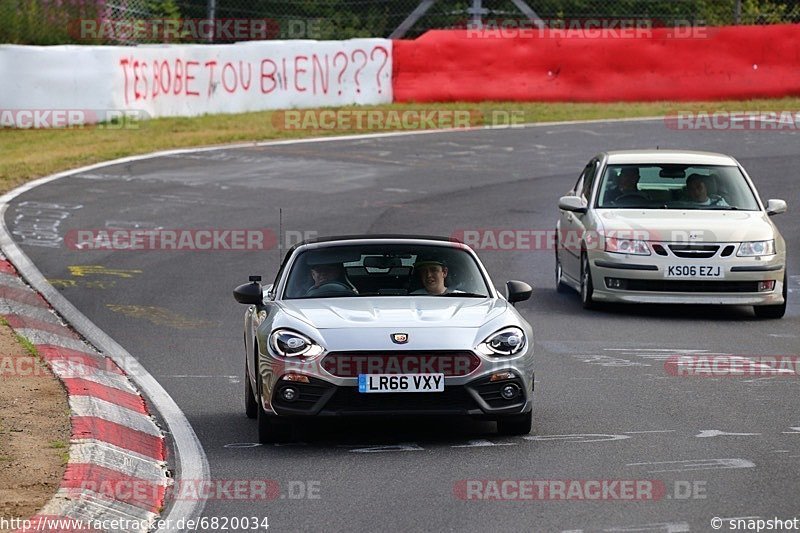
xmin=264 ymin=372 xmax=533 ymax=418
xmin=589 ymin=247 xmax=785 ymax=305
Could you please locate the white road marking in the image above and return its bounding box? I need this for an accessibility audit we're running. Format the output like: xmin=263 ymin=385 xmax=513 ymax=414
xmin=224 ymin=443 xmax=262 ymax=448
xmin=524 ymin=434 xmax=630 ymax=443
xmin=624 ymin=430 xmax=676 ymax=434
xmin=562 ymin=522 xmax=689 ymax=533
xmin=695 ymin=429 xmax=761 ymax=438
xmin=159 ymin=374 xmax=239 ymax=384
xmin=574 ymin=354 xmax=650 ymax=367
xmin=627 ymin=458 xmax=755 ymax=472
xmin=603 ymin=348 xmax=718 ymax=362
xmin=349 ymin=443 xmax=424 ymax=453
xmin=781 ymin=427 xmax=800 ymax=434
xmin=451 ymin=439 xmax=517 ymax=448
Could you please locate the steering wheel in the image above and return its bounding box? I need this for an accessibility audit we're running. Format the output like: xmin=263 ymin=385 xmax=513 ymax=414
xmin=613 ymin=193 xmax=649 ymax=204
xmin=305 ymin=281 xmax=357 ymax=297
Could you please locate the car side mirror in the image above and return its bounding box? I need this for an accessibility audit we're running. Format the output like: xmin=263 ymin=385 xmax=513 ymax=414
xmin=506 ymin=280 xmax=533 ymax=305
xmin=234 ymin=275 xmax=263 ymax=305
xmin=558 ymin=196 xmax=587 ymax=214
xmin=766 ymin=199 xmax=787 ymax=216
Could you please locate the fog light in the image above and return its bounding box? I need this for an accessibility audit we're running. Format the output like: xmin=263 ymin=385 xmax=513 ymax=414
xmin=280 ymin=387 xmax=298 ymax=402
xmin=758 ymin=280 xmax=776 ymax=292
xmin=490 ymin=372 xmax=516 ymax=382
xmin=281 ymin=373 xmax=310 ymax=383
xmin=500 ymin=384 xmax=520 ymax=400
xmin=605 ymin=277 xmax=625 ymax=289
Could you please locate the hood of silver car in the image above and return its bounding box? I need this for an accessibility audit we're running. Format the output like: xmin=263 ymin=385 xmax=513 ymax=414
xmin=278 ymin=297 xmax=508 ymax=329
xmin=597 ymin=209 xmax=776 ymax=242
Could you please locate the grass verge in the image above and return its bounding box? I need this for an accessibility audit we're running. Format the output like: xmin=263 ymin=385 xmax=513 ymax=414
xmin=2 ymin=98 xmax=800 ymax=193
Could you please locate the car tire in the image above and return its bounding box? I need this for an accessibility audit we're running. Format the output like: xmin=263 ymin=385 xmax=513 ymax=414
xmin=256 ymin=376 xmax=292 ymax=443
xmin=497 ymin=410 xmax=532 ymax=436
xmin=580 ymin=252 xmax=597 ymax=310
xmin=555 ymin=249 xmax=568 ymax=294
xmin=754 ymin=274 xmax=787 ymax=319
xmin=244 ymin=365 xmax=257 ymax=419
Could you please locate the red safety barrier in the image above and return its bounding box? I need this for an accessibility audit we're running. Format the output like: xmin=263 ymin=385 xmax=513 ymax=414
xmin=393 ymin=25 xmax=800 ymax=102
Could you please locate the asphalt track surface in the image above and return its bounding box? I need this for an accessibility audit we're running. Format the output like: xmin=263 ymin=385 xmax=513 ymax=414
xmin=7 ymin=119 xmax=800 ymax=532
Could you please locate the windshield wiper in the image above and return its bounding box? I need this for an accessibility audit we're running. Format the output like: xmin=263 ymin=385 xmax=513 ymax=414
xmin=439 ymin=292 xmax=488 ymax=298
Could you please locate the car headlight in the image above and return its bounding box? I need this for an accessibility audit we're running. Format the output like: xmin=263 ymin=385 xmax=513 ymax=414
xmin=477 ymin=327 xmax=526 ymax=356
xmin=269 ymin=329 xmax=324 ymax=357
xmin=605 ymin=237 xmax=651 ymax=256
xmin=737 ymin=240 xmax=775 ymax=257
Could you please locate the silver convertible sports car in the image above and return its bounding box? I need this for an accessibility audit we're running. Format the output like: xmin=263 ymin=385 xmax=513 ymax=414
xmin=556 ymin=150 xmax=788 ymax=318
xmin=233 ymin=235 xmax=535 ymax=442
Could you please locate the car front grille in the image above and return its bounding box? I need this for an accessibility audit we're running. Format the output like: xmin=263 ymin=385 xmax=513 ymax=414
xmin=321 ymin=351 xmax=481 ymax=377
xmin=667 ymin=244 xmax=720 ymax=259
xmin=620 ymin=279 xmax=761 ymax=293
xmin=322 ymin=387 xmax=479 ymax=414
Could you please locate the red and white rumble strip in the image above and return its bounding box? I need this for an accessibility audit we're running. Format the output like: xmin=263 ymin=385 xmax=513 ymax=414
xmin=0 ymin=255 xmax=169 ymax=533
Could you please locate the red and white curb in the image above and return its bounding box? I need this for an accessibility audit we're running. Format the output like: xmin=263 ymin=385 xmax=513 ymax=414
xmin=0 ymin=255 xmax=170 ymax=532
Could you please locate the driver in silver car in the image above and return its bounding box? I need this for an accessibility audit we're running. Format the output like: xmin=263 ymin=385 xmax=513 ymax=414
xmin=604 ymin=166 xmax=643 ymax=204
xmin=305 ymin=262 xmax=357 ymax=297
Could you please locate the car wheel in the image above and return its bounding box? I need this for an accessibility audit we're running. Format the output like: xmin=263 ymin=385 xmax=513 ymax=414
xmin=555 ymin=249 xmax=568 ymax=294
xmin=256 ymin=376 xmax=292 ymax=443
xmin=244 ymin=364 xmax=257 ymax=419
xmin=580 ymin=252 xmax=596 ymax=310
xmin=497 ymin=410 xmax=532 ymax=436
xmin=754 ymin=274 xmax=787 ymax=319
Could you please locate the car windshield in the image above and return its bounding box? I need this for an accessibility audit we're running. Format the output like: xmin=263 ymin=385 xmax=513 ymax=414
xmin=596 ymin=164 xmax=760 ymax=210
xmin=283 ymin=243 xmax=491 ymax=299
